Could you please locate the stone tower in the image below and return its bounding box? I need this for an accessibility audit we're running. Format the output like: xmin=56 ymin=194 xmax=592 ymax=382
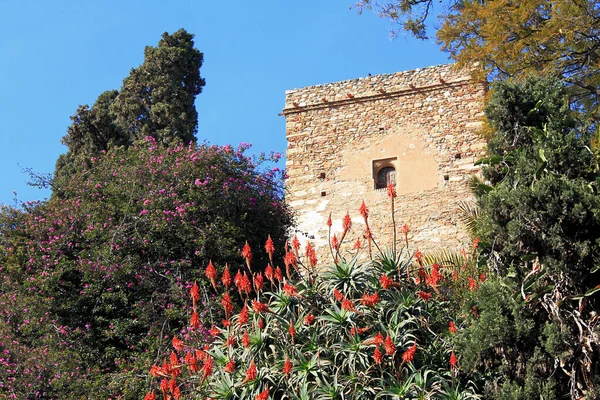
xmin=282 ymin=64 xmax=487 ymax=263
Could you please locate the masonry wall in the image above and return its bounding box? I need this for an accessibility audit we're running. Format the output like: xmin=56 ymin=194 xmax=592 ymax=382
xmin=283 ymin=64 xmax=487 ymax=264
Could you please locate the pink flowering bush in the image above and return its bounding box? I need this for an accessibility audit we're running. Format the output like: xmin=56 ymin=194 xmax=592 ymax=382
xmin=0 ymin=139 xmax=291 ymax=398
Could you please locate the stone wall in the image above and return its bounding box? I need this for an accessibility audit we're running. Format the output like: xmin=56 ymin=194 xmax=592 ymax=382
xmin=282 ymin=64 xmax=487 ymax=264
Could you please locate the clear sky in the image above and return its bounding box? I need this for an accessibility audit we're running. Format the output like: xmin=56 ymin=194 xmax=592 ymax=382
xmin=0 ymin=0 xmax=448 ymax=206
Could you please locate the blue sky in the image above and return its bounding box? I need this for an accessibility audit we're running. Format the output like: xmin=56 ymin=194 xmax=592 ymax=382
xmin=0 ymin=1 xmax=448 ymax=206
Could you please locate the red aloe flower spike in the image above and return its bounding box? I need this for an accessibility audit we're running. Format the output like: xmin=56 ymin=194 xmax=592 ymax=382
xmin=224 ymin=358 xmax=235 ymax=373
xmin=373 ymin=332 xmax=384 ymax=346
xmin=221 ymin=293 xmax=234 ymax=317
xmin=190 ymin=310 xmax=200 ymax=329
xmin=283 ymin=282 xmax=299 ymax=297
xmin=305 ymin=242 xmax=318 ymax=268
xmin=265 ymin=235 xmax=275 ymax=264
xmin=205 ymin=260 xmax=217 ymax=290
xmin=190 ymin=281 xmax=200 ymax=305
xmin=417 ymin=290 xmax=432 ymax=302
xmin=331 ymin=234 xmax=339 ymax=252
xmin=402 ymin=342 xmax=417 ymax=363
xmin=360 ymin=291 xmax=380 ymax=307
xmin=144 ymin=391 xmax=156 ymax=400
xmin=185 ymin=352 xmax=199 ymax=373
xmin=353 ymin=237 xmax=361 ymax=249
xmin=333 ymin=288 xmax=344 ymax=301
xmin=252 ymin=300 xmax=270 ymax=314
xmin=242 ymin=331 xmax=251 ymax=348
xmin=240 ymin=272 xmax=252 ymax=296
xmin=384 ymin=334 xmax=396 ymax=356
xmin=258 ymin=317 xmax=265 ymax=329
xmin=387 ymin=182 xmax=397 ymax=198
xmin=200 ymin=355 xmax=213 ymax=385
xmin=253 ymin=272 xmax=264 ymax=292
xmin=291 ymin=235 xmax=301 ymax=254
xmin=414 ymin=249 xmax=423 ymax=266
xmin=289 ymin=319 xmax=296 ymax=340
xmin=342 ymin=298 xmax=359 ymax=314
xmin=468 ymin=277 xmax=478 ymax=291
xmin=449 ymin=321 xmax=458 ymax=334
xmin=380 ymin=274 xmax=395 ymax=289
xmin=327 ymin=212 xmax=332 ymax=229
xmin=234 ymin=269 xmax=243 ymax=292
xmin=242 ymin=361 xmax=257 ymax=384
xmin=374 ymin=347 xmax=383 ymax=364
xmin=274 ymin=266 xmax=283 ymax=282
xmin=238 ymin=304 xmax=249 ymax=325
xmin=172 ymin=336 xmax=184 ymax=352
xmin=304 ymin=314 xmax=315 ymax=325
xmin=222 ymin=263 xmax=231 ymax=288
xmin=256 ymin=384 xmax=270 ymax=400
xmin=284 ymin=251 xmax=297 ymax=278
xmin=241 ymin=241 xmax=252 ymax=272
xmin=359 ymin=200 xmax=369 ymax=223
xmin=450 ymin=350 xmax=458 ymax=369
xmin=283 ymin=356 xmax=292 ymax=374
xmin=340 ymin=212 xmax=352 ymax=243
xmin=264 ymin=264 xmax=274 ymax=284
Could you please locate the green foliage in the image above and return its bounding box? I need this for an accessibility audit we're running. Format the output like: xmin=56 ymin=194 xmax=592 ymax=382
xmin=56 ymin=29 xmax=205 ymax=181
xmin=465 ymin=77 xmax=600 ymax=398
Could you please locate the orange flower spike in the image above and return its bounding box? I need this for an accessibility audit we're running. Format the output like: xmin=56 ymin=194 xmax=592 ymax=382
xmin=380 ymin=274 xmax=394 ymax=289
xmin=291 ymin=235 xmax=301 ymax=253
xmin=387 ymin=182 xmax=397 ymax=198
xmin=327 ymin=212 xmax=332 ymax=229
xmin=222 ymin=264 xmax=231 ymax=288
xmin=253 ymin=273 xmax=264 ymax=293
xmin=449 ymin=321 xmax=458 ymax=334
xmin=190 ymin=281 xmax=200 ymax=304
xmin=143 ymin=391 xmax=156 ymax=400
xmin=331 ymin=234 xmax=339 ymax=252
xmin=274 ymin=266 xmax=283 ymax=282
xmin=240 ymin=272 xmax=252 ymax=296
xmin=333 ymin=288 xmax=344 ymax=301
xmin=283 ymin=356 xmax=292 ymax=374
xmin=238 ymin=304 xmax=249 ymax=325
xmin=200 ymin=355 xmax=214 ymax=385
xmin=185 ymin=353 xmax=199 ymax=373
xmin=265 ymin=235 xmax=275 ymax=264
xmin=256 ymin=385 xmax=270 ymax=400
xmin=289 ymin=319 xmax=296 ymax=340
xmin=241 ymin=241 xmax=253 ymax=271
xmin=190 ymin=310 xmax=200 ymax=330
xmin=373 ymin=332 xmax=384 ymax=346
xmin=234 ymin=269 xmax=243 ymax=292
xmin=342 ymin=212 xmax=352 ymax=233
xmin=264 ymin=264 xmax=274 ymax=284
xmin=418 ymin=290 xmax=432 ymax=302
xmin=341 ymin=298 xmax=358 ymax=313
xmin=172 ymin=336 xmax=184 ymax=352
xmin=209 ymin=325 xmax=220 ymax=337
xmin=374 ymin=347 xmax=384 ymax=364
xmin=472 ymin=236 xmax=480 ymax=250
xmin=450 ymin=350 xmax=458 ymax=369
xmin=359 ymin=200 xmax=369 ymax=222
xmin=221 ymin=293 xmax=234 ymax=317
xmin=149 ymin=365 xmax=162 ymax=378
xmin=384 ymin=334 xmax=396 ymax=356
xmin=402 ymin=342 xmax=417 ymax=363
xmin=360 ymin=292 xmax=380 ymax=307
xmin=305 ymin=242 xmax=318 ymax=268
xmin=353 ymin=237 xmax=361 ymax=249
xmin=283 ymin=282 xmax=298 ymax=297
xmin=159 ymin=378 xmax=169 ymax=395
xmin=468 ymin=277 xmax=478 ymax=291
xmin=242 ymin=331 xmax=251 ymax=348
xmin=258 ymin=318 xmax=265 ymax=329
xmin=304 ymin=314 xmax=315 ymax=325
xmin=224 ymin=358 xmax=235 ymax=373
xmin=252 ymin=300 xmax=270 ymax=314
xmin=205 ymin=260 xmax=217 ymax=290
xmin=242 ymin=361 xmax=258 ymax=384
xmin=414 ymin=249 xmax=424 ymax=266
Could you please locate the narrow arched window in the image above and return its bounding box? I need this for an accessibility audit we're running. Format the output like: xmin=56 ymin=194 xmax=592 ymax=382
xmin=376 ymin=166 xmax=396 ymax=189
